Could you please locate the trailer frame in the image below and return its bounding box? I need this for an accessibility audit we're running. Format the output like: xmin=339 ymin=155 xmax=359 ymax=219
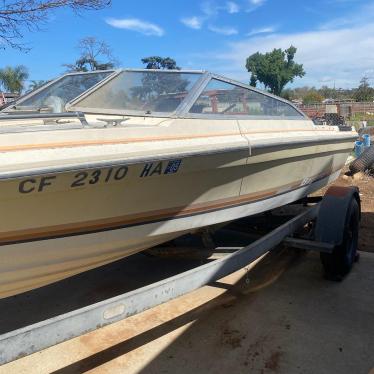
xmin=0 ymin=186 xmax=360 ymax=365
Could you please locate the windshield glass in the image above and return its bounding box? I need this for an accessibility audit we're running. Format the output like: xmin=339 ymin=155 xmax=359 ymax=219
xmin=8 ymin=71 xmax=113 ymax=113
xmin=190 ymin=79 xmax=303 ymax=117
xmin=71 ymin=71 xmax=202 ymax=114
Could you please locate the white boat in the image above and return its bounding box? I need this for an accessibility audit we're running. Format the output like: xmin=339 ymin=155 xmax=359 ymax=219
xmin=0 ymin=69 xmax=356 ymax=298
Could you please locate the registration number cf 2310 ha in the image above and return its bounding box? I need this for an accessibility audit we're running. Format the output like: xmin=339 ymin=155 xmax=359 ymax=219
xmin=18 ymin=159 xmax=182 ymax=194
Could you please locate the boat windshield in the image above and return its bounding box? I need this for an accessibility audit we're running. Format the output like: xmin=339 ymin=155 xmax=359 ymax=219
xmin=69 ymin=70 xmax=202 ymax=114
xmin=4 ymin=71 xmax=113 ymax=113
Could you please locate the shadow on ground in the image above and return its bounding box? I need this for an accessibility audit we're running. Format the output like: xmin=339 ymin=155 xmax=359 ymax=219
xmin=0 ymin=254 xmax=211 ymax=334
xmin=359 ymin=212 xmax=374 ymax=253
xmin=56 ymin=250 xmax=374 ymax=374
xmin=50 ymin=247 xmax=305 ymax=374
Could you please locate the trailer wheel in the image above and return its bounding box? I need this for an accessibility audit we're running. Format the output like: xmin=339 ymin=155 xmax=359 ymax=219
xmin=320 ymin=198 xmax=359 ymax=281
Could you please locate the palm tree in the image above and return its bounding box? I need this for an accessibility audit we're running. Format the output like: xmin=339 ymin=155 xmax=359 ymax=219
xmin=28 ymin=80 xmax=48 ymax=92
xmin=0 ymin=65 xmax=29 ymax=93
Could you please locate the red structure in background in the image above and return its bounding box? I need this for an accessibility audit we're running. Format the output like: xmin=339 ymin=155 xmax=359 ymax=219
xmin=297 ymin=102 xmax=374 ymax=119
xmin=297 ymin=104 xmax=327 ymax=118
xmin=0 ymin=92 xmax=19 ymax=106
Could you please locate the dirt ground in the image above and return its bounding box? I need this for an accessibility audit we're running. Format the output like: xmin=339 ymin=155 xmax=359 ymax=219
xmin=315 ymin=170 xmax=374 ymax=253
xmin=3 ymin=251 xmax=374 ymax=374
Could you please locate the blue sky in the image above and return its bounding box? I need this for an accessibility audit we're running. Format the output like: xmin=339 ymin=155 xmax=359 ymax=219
xmin=2 ymin=0 xmax=374 ymax=89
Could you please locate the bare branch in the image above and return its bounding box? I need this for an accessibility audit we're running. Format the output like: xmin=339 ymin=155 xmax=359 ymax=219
xmin=63 ymin=36 xmax=119 ymax=72
xmin=0 ymin=0 xmax=111 ymax=50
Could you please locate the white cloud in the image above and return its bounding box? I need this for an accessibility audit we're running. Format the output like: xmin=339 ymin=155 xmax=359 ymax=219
xmin=364 ymin=68 xmax=374 ymax=76
xmin=209 ymin=25 xmax=238 ymax=35
xmin=249 ymin=0 xmax=266 ymax=6
xmin=246 ymin=0 xmax=266 ymax=12
xmin=180 ymin=16 xmax=203 ymax=30
xmin=209 ymin=24 xmax=374 ymax=87
xmin=320 ymin=2 xmax=374 ymax=30
xmin=202 ymin=0 xmax=240 ymax=15
xmin=181 ymin=1 xmax=241 ymax=32
xmin=199 ymin=1 xmax=215 ymax=16
xmin=226 ymin=1 xmax=240 ymax=13
xmin=327 ymin=0 xmax=362 ymax=4
xmin=247 ymin=26 xmax=276 ymax=36
xmin=319 ymin=76 xmax=334 ymax=83
xmin=106 ymin=18 xmax=164 ymax=36
xmin=181 ymin=0 xmax=374 ymax=88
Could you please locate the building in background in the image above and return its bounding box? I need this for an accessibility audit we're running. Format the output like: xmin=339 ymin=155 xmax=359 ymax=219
xmin=0 ymin=92 xmax=19 ymax=106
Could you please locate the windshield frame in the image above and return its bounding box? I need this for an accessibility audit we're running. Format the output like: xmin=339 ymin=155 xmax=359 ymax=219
xmin=2 ymin=69 xmax=116 ymax=113
xmin=181 ymin=73 xmax=307 ymax=120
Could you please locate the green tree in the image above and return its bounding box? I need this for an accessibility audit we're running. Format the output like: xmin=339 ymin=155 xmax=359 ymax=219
xmin=130 ymin=57 xmax=186 ymax=106
xmin=354 ymin=77 xmax=374 ymax=102
xmin=141 ymin=56 xmax=180 ymax=70
xmin=0 ymin=1 xmax=110 ymax=50
xmin=302 ymin=91 xmax=324 ymax=105
xmin=319 ymin=85 xmax=338 ymax=100
xmin=64 ymin=36 xmax=117 ymax=72
xmin=0 ymin=65 xmax=29 ymax=93
xmin=280 ymin=88 xmax=295 ymax=101
xmin=245 ymin=46 xmax=305 ymax=96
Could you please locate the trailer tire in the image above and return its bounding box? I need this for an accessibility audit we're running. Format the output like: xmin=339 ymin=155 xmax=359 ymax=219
xmin=320 ymin=198 xmax=359 ymax=281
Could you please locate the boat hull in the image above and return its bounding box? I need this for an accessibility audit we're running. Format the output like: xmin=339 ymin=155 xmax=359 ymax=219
xmin=0 ymin=127 xmax=354 ymax=298
xmin=0 ymin=164 xmax=343 ymax=299
xmin=0 ymin=170 xmax=340 ymax=298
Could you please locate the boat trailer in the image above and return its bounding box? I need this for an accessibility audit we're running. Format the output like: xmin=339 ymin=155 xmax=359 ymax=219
xmin=0 ymin=185 xmax=361 ymax=365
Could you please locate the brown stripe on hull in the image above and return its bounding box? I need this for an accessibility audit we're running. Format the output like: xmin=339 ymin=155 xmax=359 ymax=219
xmin=0 ymin=167 xmax=339 ymax=245
xmin=0 ymin=129 xmax=351 ymax=153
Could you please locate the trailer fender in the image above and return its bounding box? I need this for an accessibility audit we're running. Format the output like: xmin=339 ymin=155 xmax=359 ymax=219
xmin=315 ymin=186 xmax=361 ymax=246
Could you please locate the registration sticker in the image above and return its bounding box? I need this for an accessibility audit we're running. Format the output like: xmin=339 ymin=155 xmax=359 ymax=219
xmin=164 ymin=159 xmax=182 ymax=175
